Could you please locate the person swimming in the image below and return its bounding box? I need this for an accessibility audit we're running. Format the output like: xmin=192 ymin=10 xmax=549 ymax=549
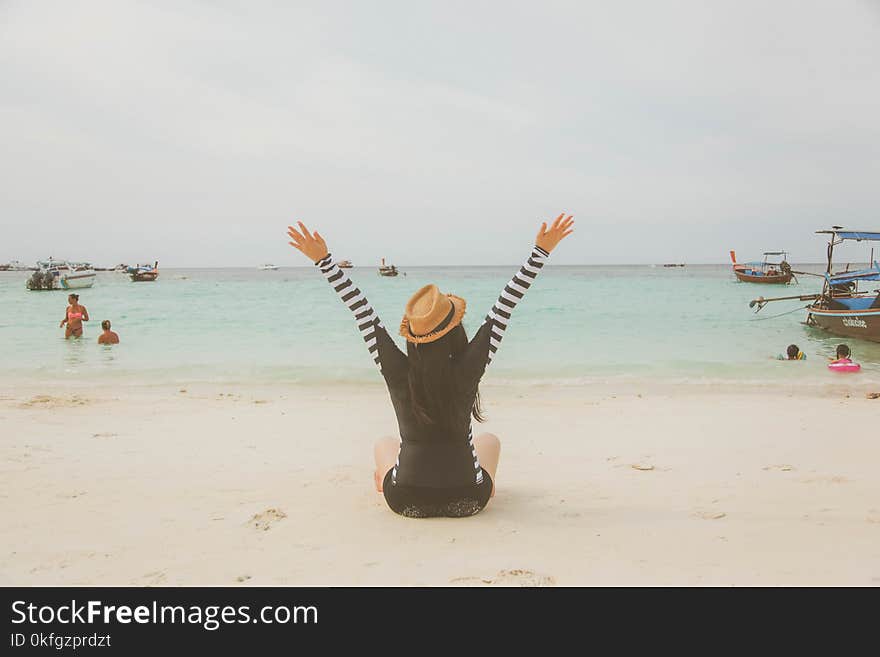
xmin=828 ymin=343 xmax=861 ymax=372
xmin=97 ymin=320 xmax=120 ymax=345
xmin=287 ymin=213 xmax=574 ymax=518
xmin=59 ymin=293 xmax=89 ymax=339
xmin=830 ymin=344 xmax=852 ymax=363
xmin=777 ymin=344 xmax=806 ymax=360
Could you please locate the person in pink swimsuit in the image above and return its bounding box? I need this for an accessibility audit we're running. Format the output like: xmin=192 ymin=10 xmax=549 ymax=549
xmin=60 ymin=293 xmax=89 ymax=339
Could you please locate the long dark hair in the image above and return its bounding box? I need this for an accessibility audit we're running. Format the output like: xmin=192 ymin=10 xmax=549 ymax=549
xmin=406 ymin=324 xmax=484 ymax=425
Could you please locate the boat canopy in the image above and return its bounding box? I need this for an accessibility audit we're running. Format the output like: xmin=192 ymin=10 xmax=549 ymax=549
xmin=763 ymin=251 xmax=787 ymax=256
xmin=826 ymin=262 xmax=880 ymax=285
xmin=744 ymin=259 xmax=786 ymax=266
xmin=817 ymin=230 xmax=880 ymax=241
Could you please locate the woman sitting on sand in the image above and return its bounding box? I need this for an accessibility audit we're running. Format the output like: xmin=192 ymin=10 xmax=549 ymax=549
xmin=59 ymin=293 xmax=89 ymax=339
xmin=287 ymin=213 xmax=574 ymax=518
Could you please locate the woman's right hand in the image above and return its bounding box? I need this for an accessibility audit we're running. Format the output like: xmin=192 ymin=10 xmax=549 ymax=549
xmin=287 ymin=221 xmax=329 ymax=262
xmin=535 ymin=213 xmax=574 ymax=253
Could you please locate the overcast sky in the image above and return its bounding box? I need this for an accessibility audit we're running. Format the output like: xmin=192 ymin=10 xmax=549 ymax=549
xmin=2 ymin=0 xmax=879 ymax=267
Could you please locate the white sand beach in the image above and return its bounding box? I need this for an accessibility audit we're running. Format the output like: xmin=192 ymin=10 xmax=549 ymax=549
xmin=1 ymin=381 xmax=878 ymax=586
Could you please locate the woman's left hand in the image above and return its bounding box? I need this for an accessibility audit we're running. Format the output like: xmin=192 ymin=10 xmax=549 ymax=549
xmin=535 ymin=213 xmax=575 ymax=253
xmin=287 ymin=221 xmax=329 ymax=262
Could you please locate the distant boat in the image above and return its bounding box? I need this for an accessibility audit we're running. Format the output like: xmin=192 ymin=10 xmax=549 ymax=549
xmin=730 ymin=250 xmax=793 ymax=284
xmin=662 ymin=263 xmax=686 ymax=268
xmin=258 ymin=264 xmax=279 ymax=271
xmin=0 ymin=260 xmax=32 ymax=271
xmin=26 ymin=259 xmax=96 ymax=290
xmin=378 ymin=257 xmax=399 ymax=277
xmin=128 ymin=261 xmax=159 ymax=282
xmin=337 ymin=260 xmax=353 ymax=269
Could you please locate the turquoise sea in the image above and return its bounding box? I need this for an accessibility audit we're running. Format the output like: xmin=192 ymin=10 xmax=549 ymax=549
xmin=2 ymin=264 xmax=879 ymax=387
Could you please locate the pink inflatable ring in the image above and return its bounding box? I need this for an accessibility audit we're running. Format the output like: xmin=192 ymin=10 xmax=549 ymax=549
xmin=828 ymin=360 xmax=861 ymax=373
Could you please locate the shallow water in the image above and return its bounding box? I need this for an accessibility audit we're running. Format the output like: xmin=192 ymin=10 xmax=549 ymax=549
xmin=2 ymin=263 xmax=879 ymax=387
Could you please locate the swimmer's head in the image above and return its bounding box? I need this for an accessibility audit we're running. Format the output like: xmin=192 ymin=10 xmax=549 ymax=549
xmin=101 ymin=320 xmax=111 ymax=331
xmin=836 ymin=344 xmax=850 ymax=359
xmin=786 ymin=344 xmax=800 ymax=359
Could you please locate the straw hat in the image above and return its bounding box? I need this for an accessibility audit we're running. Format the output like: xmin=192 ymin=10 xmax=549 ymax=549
xmin=399 ymin=284 xmax=467 ymax=344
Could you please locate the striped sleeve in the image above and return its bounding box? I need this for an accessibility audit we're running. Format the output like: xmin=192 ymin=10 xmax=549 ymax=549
xmin=314 ymin=253 xmax=383 ymax=371
xmin=481 ymin=244 xmax=550 ymax=366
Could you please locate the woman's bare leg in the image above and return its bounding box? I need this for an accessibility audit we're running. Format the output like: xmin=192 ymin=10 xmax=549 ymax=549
xmin=373 ymin=436 xmax=400 ymax=493
xmin=473 ymin=433 xmax=501 ymax=497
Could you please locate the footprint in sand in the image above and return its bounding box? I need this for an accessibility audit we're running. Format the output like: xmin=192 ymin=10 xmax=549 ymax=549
xmin=57 ymin=491 xmax=87 ymax=499
xmin=19 ymin=395 xmax=90 ymax=409
xmin=92 ymin=432 xmax=117 ymax=439
xmin=763 ymin=464 xmax=795 ymax=472
xmin=797 ymin=475 xmax=851 ymax=485
xmin=236 ymin=575 xmax=252 ymax=583
xmin=693 ymin=511 xmax=727 ymax=520
xmin=142 ymin=571 xmax=167 ymax=585
xmin=247 ymin=508 xmax=287 ymax=531
xmin=450 ymin=569 xmax=556 ymax=587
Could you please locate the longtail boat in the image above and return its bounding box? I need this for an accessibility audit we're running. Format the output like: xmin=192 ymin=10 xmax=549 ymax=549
xmin=750 ymin=229 xmax=880 ymax=342
xmin=128 ymin=261 xmax=159 ymax=282
xmin=730 ymin=250 xmax=794 ymax=284
xmin=378 ymin=257 xmax=399 ymax=277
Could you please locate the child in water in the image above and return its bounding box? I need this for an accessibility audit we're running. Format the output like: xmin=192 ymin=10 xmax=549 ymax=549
xmin=97 ymin=320 xmax=120 ymax=345
xmin=776 ymin=344 xmax=806 ymax=360
xmin=829 ymin=344 xmax=851 ymax=364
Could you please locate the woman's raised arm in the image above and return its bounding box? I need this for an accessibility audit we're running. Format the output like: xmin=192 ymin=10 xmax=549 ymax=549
xmin=287 ymin=221 xmax=384 ymax=371
xmin=481 ymin=213 xmax=574 ymax=366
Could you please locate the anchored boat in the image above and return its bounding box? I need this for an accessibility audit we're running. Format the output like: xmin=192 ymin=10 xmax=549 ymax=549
xmin=378 ymin=257 xmax=399 ymax=277
xmin=730 ymin=250 xmax=794 ymax=284
xmin=26 ymin=259 xmax=96 ymax=291
xmin=128 ymin=261 xmax=159 ymax=282
xmin=0 ymin=260 xmax=32 ymax=271
xmin=750 ymin=229 xmax=880 ymax=342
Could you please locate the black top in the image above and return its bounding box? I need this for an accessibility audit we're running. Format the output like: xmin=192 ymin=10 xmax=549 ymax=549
xmin=314 ymin=245 xmax=550 ymax=488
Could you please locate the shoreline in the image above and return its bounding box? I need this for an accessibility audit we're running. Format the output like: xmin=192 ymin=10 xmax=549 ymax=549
xmin=1 ymin=381 xmax=878 ymax=586
xmin=3 ymin=374 xmax=878 ymax=401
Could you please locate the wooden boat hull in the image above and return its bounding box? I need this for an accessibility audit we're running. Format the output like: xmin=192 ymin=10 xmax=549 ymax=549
xmin=806 ymin=307 xmax=880 ymax=342
xmin=130 ymin=272 xmax=158 ymax=282
xmin=734 ymin=270 xmax=792 ymax=284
